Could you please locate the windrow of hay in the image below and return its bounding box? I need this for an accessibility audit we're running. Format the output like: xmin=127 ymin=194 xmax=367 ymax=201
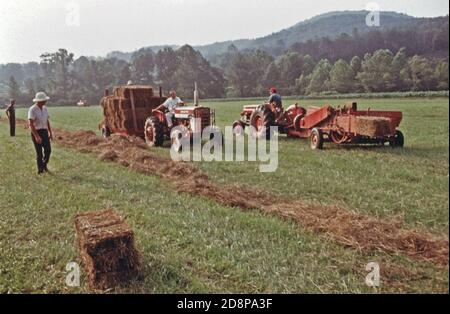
xmin=100 ymin=86 xmax=166 ymax=132
xmin=48 ymin=126 xmax=449 ymax=266
xmin=74 ymin=209 xmax=141 ymax=290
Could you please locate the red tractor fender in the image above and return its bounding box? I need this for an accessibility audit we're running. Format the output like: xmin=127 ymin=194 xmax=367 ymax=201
xmin=151 ymin=109 xmax=167 ymax=125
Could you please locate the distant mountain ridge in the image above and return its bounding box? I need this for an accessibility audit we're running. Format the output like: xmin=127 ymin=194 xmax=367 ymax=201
xmin=107 ymin=10 xmax=442 ymax=61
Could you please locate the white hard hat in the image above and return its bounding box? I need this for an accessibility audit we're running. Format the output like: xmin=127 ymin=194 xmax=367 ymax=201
xmin=127 ymin=80 xmax=133 ymax=86
xmin=33 ymin=91 xmax=50 ymax=103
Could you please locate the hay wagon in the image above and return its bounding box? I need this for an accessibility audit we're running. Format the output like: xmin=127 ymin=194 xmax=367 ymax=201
xmin=99 ymin=85 xmax=167 ymax=138
xmin=100 ymin=84 xmax=216 ymax=148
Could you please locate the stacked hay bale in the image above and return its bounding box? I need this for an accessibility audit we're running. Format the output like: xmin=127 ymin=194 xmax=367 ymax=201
xmin=74 ymin=209 xmax=141 ymax=290
xmin=355 ymin=116 xmax=392 ymax=138
xmin=100 ymin=85 xmax=167 ymax=133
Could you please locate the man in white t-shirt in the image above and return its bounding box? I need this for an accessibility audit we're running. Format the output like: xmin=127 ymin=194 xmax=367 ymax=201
xmin=155 ymin=90 xmax=184 ymax=128
xmin=28 ymin=92 xmax=53 ymax=174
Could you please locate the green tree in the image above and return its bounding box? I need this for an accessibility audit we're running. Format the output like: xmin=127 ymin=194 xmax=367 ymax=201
xmin=261 ymin=62 xmax=281 ymax=93
xmin=434 ymin=62 xmax=449 ymax=90
xmin=172 ymin=45 xmax=226 ymax=98
xmin=226 ymin=50 xmax=273 ymax=97
xmin=350 ymin=56 xmax=362 ymax=74
xmin=407 ymin=55 xmax=437 ymax=91
xmin=155 ymin=48 xmax=180 ymax=90
xmin=301 ymin=55 xmax=315 ymax=76
xmin=276 ymin=52 xmax=304 ymax=93
xmin=392 ymin=48 xmax=409 ymax=91
xmin=131 ymin=49 xmax=155 ymax=84
xmin=307 ymin=59 xmax=331 ymax=94
xmin=8 ymin=75 xmax=21 ymax=101
xmin=40 ymin=49 xmax=74 ymax=100
xmin=24 ymin=78 xmax=36 ymax=101
xmin=356 ymin=49 xmax=395 ymax=92
xmin=329 ymin=59 xmax=355 ymax=93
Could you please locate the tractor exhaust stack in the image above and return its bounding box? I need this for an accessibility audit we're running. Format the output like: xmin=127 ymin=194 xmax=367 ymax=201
xmin=194 ymin=82 xmax=199 ymax=106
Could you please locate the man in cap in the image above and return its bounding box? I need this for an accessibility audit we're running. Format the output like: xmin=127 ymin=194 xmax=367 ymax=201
xmin=268 ymin=87 xmax=282 ymax=109
xmin=154 ymin=90 xmax=184 ymax=128
xmin=5 ymin=99 xmax=16 ymax=136
xmin=28 ymin=92 xmax=53 ymax=174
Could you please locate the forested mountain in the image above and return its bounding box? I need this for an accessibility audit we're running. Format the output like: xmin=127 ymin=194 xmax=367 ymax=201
xmin=106 ymin=11 xmax=438 ymax=61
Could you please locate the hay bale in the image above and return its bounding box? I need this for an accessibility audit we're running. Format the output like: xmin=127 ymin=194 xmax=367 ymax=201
xmin=74 ymin=209 xmax=141 ymax=290
xmin=113 ymin=86 xmax=153 ymax=99
xmin=355 ymin=116 xmax=392 ymax=138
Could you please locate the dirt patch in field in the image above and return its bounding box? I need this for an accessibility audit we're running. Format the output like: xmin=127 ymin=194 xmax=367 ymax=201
xmin=40 ymin=124 xmax=448 ymax=266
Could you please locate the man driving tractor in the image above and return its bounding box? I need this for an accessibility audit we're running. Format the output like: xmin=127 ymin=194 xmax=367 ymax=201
xmin=268 ymin=87 xmax=285 ymax=123
xmin=154 ymin=90 xmax=184 ymax=128
xmin=268 ymin=87 xmax=282 ymax=109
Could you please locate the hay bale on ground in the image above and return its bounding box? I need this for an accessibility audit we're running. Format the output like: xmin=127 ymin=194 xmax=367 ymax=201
xmin=74 ymin=209 xmax=141 ymax=290
xmin=355 ymin=116 xmax=392 ymax=138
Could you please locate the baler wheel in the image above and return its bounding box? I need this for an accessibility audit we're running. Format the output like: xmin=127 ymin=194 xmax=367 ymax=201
xmin=145 ymin=117 xmax=164 ymax=147
xmin=310 ymin=128 xmax=324 ymax=150
xmin=389 ymin=130 xmax=404 ymax=147
xmin=249 ymin=106 xmax=275 ymax=139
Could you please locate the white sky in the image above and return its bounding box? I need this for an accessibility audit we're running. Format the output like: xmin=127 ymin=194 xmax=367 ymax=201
xmin=0 ymin=0 xmax=448 ymax=64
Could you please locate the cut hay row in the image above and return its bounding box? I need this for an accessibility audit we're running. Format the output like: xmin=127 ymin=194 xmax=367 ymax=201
xmin=45 ymin=125 xmax=449 ymax=267
xmin=74 ymin=209 xmax=141 ymax=290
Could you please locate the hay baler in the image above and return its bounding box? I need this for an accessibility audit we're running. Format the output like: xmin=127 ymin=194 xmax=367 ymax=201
xmin=233 ymin=102 xmax=404 ymax=150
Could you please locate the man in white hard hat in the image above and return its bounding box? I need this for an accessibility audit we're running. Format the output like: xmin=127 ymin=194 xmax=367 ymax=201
xmin=28 ymin=92 xmax=53 ymax=174
xmin=154 ymin=90 xmax=184 ymax=128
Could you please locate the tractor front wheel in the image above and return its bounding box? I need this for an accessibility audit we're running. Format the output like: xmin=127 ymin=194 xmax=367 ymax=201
xmin=145 ymin=117 xmax=164 ymax=147
xmin=389 ymin=130 xmax=404 ymax=147
xmin=310 ymin=128 xmax=324 ymax=150
xmin=249 ymin=106 xmax=275 ymax=139
xmin=101 ymin=125 xmax=111 ymax=138
xmin=232 ymin=120 xmax=246 ymax=137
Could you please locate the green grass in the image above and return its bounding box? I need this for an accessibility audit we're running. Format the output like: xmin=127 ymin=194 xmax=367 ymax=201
xmin=3 ymin=97 xmax=448 ymax=293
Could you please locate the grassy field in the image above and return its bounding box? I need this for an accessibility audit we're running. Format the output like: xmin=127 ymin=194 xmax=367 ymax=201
xmin=0 ymin=97 xmax=448 ymax=293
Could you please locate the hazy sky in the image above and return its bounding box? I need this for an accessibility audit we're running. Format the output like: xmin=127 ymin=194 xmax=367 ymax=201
xmin=0 ymin=0 xmax=448 ymax=64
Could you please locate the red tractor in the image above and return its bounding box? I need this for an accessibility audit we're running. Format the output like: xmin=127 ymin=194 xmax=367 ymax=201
xmin=144 ymin=105 xmax=215 ymax=147
xmin=233 ymin=102 xmax=404 ymax=150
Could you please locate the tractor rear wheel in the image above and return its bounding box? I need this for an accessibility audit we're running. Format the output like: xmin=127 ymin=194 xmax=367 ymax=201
xmin=389 ymin=130 xmax=404 ymax=147
xmin=310 ymin=128 xmax=324 ymax=150
xmin=144 ymin=117 xmax=164 ymax=147
xmin=249 ymin=106 xmax=275 ymax=139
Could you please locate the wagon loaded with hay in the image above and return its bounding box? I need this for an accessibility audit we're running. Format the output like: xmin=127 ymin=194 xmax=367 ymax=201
xmin=99 ymin=85 xmax=167 ymax=138
xmin=234 ymin=102 xmax=404 ymax=150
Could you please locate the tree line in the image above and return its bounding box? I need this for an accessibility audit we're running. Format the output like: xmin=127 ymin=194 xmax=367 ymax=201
xmin=1 ymin=45 xmax=448 ymax=105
